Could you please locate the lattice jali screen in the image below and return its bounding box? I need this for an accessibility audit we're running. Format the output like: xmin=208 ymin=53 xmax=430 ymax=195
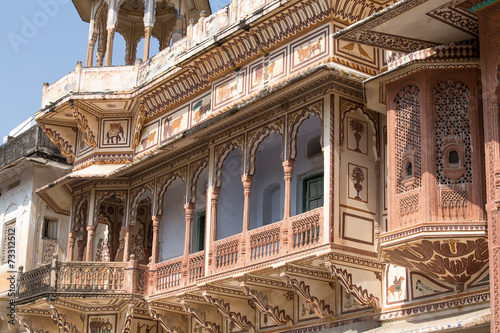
xmin=399 ymin=193 xmax=419 ymax=216
xmin=434 ymin=79 xmax=472 ymax=185
xmin=394 ymin=85 xmax=421 ymax=194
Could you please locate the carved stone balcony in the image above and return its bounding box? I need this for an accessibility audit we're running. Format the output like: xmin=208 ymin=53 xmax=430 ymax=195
xmin=17 ymin=208 xmax=326 ymax=303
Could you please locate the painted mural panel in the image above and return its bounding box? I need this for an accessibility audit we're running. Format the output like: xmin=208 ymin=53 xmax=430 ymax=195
xmin=248 ymin=60 xmax=265 ymax=94
xmin=333 ymin=24 xmax=382 ymax=72
xmin=131 ymin=317 xmax=163 ymax=333
xmin=290 ymin=25 xmax=329 ymax=74
xmin=386 ymin=265 xmax=408 ymax=305
xmin=191 ymin=93 xmax=213 ymax=126
xmin=136 ymin=121 xmax=159 ymax=154
xmin=161 ymin=105 xmax=190 ymax=142
xmin=410 ymin=272 xmax=454 ymax=300
xmin=212 ymin=68 xmax=247 ymax=112
xmin=88 ymin=314 xmax=117 ymax=333
xmin=77 ymin=130 xmax=93 ymax=157
xmin=101 ymin=118 xmax=131 ymax=148
xmin=268 ymin=47 xmax=287 ymax=87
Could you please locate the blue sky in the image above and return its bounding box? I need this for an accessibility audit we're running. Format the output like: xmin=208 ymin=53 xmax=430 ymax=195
xmin=0 ymin=0 xmax=231 ymax=141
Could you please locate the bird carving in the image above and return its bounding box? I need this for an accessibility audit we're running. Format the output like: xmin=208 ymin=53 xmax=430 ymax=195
xmin=341 ymin=42 xmax=356 ymax=53
xmin=357 ymin=44 xmax=372 ymax=60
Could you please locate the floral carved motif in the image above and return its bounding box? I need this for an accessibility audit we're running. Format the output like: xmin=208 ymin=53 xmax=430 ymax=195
xmin=280 ymin=273 xmax=334 ymax=319
xmin=324 ymin=262 xmax=380 ymax=308
xmin=382 ymin=238 xmax=489 ymax=287
xmin=351 ymin=167 xmax=365 ymax=200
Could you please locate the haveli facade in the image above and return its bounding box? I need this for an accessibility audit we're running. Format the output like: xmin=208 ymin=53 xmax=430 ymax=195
xmin=14 ymin=0 xmax=498 ymax=332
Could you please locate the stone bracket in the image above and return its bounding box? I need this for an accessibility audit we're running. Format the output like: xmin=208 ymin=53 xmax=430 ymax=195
xmin=47 ymin=301 xmax=81 ymax=333
xmin=202 ymin=292 xmax=255 ymax=333
xmin=279 ymin=271 xmax=334 ymax=319
xmin=148 ymin=305 xmax=184 ymax=333
xmin=180 ymin=300 xmax=221 ymax=333
xmin=122 ymin=301 xmax=136 ymax=333
xmin=15 ymin=314 xmax=49 ymax=333
xmin=324 ymin=261 xmax=381 ymax=308
xmin=239 ymin=281 xmax=293 ymax=327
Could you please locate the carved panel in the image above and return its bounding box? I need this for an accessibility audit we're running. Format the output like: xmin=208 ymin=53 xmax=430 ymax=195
xmin=394 ymin=85 xmax=421 ymax=194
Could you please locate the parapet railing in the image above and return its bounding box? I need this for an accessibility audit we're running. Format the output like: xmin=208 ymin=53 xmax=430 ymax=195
xmin=17 ymin=207 xmax=323 ymax=300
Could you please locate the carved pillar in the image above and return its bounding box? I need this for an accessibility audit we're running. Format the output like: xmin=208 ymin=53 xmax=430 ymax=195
xmin=77 ymin=239 xmax=86 ymax=261
xmin=85 ymin=226 xmax=96 ymax=262
xmin=122 ymin=226 xmax=133 ymax=262
xmin=105 ymin=27 xmax=115 ymax=66
xmin=183 ymin=203 xmax=195 ymax=284
xmin=171 ymin=16 xmax=183 ymax=44
xmin=144 ymin=26 xmax=153 ymax=60
xmin=152 ymin=216 xmax=161 ymax=264
xmin=283 ymin=160 xmax=295 ymax=219
xmin=184 ymin=203 xmax=196 ymax=258
xmin=209 ymin=186 xmax=220 ymax=272
xmin=67 ymin=231 xmax=77 ymax=262
xmin=86 ymin=34 xmax=97 ymax=67
xmin=241 ymin=175 xmax=253 ymax=264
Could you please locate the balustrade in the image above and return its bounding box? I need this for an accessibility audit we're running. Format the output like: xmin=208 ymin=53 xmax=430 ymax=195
xmin=18 ymin=207 xmax=325 ymax=301
xmin=215 ymin=235 xmax=240 ymax=270
xmin=249 ymin=222 xmax=282 ymax=261
xmin=57 ymin=262 xmax=126 ymax=291
xmin=156 ymin=258 xmax=183 ymax=290
xmin=17 ymin=265 xmax=51 ymax=299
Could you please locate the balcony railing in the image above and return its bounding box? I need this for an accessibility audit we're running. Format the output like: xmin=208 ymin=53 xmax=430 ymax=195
xmin=17 ymin=207 xmax=324 ymax=301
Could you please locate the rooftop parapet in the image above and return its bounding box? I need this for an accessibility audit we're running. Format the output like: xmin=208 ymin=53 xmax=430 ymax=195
xmin=0 ymin=124 xmax=67 ymax=170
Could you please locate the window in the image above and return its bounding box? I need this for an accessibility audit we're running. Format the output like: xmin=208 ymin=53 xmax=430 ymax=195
xmin=449 ymin=150 xmax=459 ymax=164
xmin=302 ymin=174 xmax=324 ymax=213
xmin=406 ymin=162 xmax=413 ymax=178
xmin=2 ymin=220 xmax=15 ymax=264
xmin=43 ymin=218 xmax=58 ymax=240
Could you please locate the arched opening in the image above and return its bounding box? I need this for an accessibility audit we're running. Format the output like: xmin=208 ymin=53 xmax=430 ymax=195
xmin=217 ymin=149 xmax=244 ymax=239
xmin=159 ymin=177 xmax=186 ymax=261
xmin=129 ymin=197 xmax=153 ymax=264
xmin=406 ymin=162 xmax=413 ymax=178
xmin=94 ymin=195 xmax=124 ymax=262
xmin=191 ymin=166 xmax=208 ymax=253
xmin=449 ymin=150 xmax=459 ymax=165
xmin=293 ymin=115 xmax=323 ymax=215
xmin=249 ymin=133 xmax=284 ymax=229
